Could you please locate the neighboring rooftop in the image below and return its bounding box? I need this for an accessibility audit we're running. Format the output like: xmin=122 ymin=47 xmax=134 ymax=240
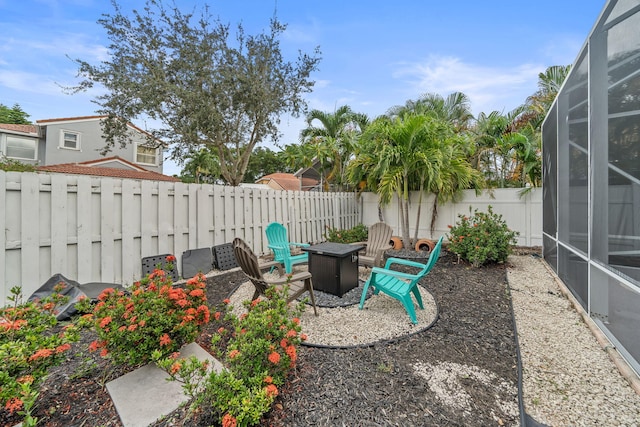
xmin=37 ymin=156 xmax=180 ymax=182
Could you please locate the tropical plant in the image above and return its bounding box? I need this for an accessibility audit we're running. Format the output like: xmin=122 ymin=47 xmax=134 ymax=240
xmin=525 ymin=65 xmax=571 ymax=129
xmin=0 ymin=286 xmax=79 ymax=427
xmin=349 ymin=113 xmax=481 ymax=249
xmin=69 ymin=0 xmax=320 ymax=186
xmin=387 ymin=92 xmax=474 ymax=132
xmin=179 ymin=148 xmax=220 ymax=184
xmin=299 ymin=105 xmax=369 ymax=191
xmin=447 ymin=206 xmax=519 ymax=267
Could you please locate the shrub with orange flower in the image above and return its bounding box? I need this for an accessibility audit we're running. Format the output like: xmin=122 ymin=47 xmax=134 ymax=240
xmin=0 ymin=286 xmax=79 ymax=426
xmin=154 ymin=285 xmax=306 ymax=427
xmin=75 ymin=271 xmax=210 ymax=366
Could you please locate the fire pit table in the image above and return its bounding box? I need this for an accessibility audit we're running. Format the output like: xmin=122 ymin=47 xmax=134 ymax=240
xmin=302 ymin=242 xmax=364 ymax=297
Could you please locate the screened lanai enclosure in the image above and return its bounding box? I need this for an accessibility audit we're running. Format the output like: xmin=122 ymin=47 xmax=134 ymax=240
xmin=542 ymin=0 xmax=640 ymax=375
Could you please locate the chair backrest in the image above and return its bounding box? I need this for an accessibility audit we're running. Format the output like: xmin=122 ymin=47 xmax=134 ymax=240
xmin=365 ymin=222 xmax=393 ymax=257
xmin=422 ymin=236 xmax=444 ymax=275
xmin=232 ymin=238 xmax=268 ymax=295
xmin=265 ymin=222 xmax=292 ymax=258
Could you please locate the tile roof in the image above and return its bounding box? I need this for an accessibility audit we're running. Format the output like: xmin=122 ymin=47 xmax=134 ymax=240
xmin=256 ymin=173 xmax=301 ymax=191
xmin=0 ymin=123 xmax=38 ymax=135
xmin=37 ymin=157 xmax=180 ymax=182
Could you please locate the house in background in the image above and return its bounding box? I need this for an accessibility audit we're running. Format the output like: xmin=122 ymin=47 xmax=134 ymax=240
xmin=256 ymin=172 xmax=319 ymax=191
xmin=0 ymin=115 xmax=168 ymax=177
xmin=37 ymin=156 xmax=180 ymax=182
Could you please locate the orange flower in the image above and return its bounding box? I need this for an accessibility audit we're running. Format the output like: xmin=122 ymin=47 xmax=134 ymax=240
xmin=214 ymin=311 xmax=221 ymax=321
xmin=42 ymin=301 xmax=55 ymax=311
xmin=196 ymin=305 xmax=210 ymax=324
xmin=159 ymin=333 xmax=171 ymax=346
xmin=99 ymin=316 xmax=113 ymax=329
xmin=268 ymin=351 xmax=281 ymax=364
xmin=228 ymin=349 xmax=240 ymax=359
xmin=189 ymin=289 xmax=205 ymax=298
xmin=29 ymin=348 xmax=54 ymax=361
xmin=127 ymin=324 xmax=138 ymax=332
xmin=138 ymin=320 xmax=146 ymax=327
xmin=300 ymin=333 xmax=308 ymax=341
xmin=223 ymin=298 xmax=231 ymax=305
xmin=222 ymin=413 xmax=237 ymax=427
xmin=55 ymin=343 xmax=71 ymax=354
xmin=88 ymin=340 xmax=100 ymax=352
xmin=286 ymin=329 xmax=297 ymax=338
xmin=250 ymin=299 xmax=260 ymax=308
xmin=118 ymin=326 xmax=126 ymax=332
xmin=292 ymin=317 xmax=300 ymax=325
xmin=5 ymin=397 xmax=23 ymax=414
xmin=170 ymin=362 xmax=182 ymax=374
xmin=100 ymin=348 xmax=109 ymax=357
xmin=265 ymin=384 xmax=278 ymax=398
xmin=263 ymin=376 xmax=273 ymax=384
xmin=97 ymin=288 xmax=115 ymax=301
xmin=218 ymin=327 xmax=226 ymax=334
xmin=286 ymin=345 xmax=297 ymax=362
xmin=166 ymin=255 xmax=176 ymax=262
xmin=280 ymin=338 xmax=289 ymax=349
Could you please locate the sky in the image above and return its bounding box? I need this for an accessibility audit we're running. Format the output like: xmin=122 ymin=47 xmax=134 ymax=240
xmin=1 ymin=0 xmax=606 ymax=176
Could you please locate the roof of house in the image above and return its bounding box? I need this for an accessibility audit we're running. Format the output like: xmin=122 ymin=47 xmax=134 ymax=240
xmin=256 ymin=173 xmax=301 ymax=191
xmin=37 ymin=156 xmax=180 ymax=182
xmin=0 ymin=123 xmax=39 ymax=136
xmin=36 ymin=115 xmax=159 ymax=143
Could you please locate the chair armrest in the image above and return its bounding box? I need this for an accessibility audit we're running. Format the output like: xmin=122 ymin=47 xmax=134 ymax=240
xmin=350 ymin=241 xmax=367 ymax=246
xmin=290 ymin=242 xmax=310 ymax=248
xmin=383 ymin=257 xmax=427 ymax=270
xmin=267 ymin=271 xmax=312 ymax=285
xmin=370 ymin=267 xmax=419 ymax=281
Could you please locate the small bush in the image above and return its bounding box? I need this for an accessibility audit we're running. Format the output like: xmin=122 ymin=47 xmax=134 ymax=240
xmin=156 ymin=286 xmax=306 ymax=427
xmin=325 ymin=224 xmax=368 ymax=243
xmin=447 ymin=206 xmax=519 ymax=267
xmin=0 ymin=285 xmax=79 ymax=426
xmin=77 ymin=266 xmax=210 ymax=366
xmin=0 ymin=157 xmax=37 ymax=172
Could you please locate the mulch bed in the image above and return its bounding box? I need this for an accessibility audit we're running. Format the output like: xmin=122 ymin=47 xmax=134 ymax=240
xmin=1 ymin=250 xmax=526 ymax=427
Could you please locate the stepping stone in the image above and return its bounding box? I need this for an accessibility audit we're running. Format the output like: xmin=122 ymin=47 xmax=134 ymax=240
xmin=106 ymin=343 xmax=224 ymax=427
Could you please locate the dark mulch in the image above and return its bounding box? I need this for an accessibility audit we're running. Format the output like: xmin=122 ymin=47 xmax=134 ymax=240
xmin=1 ymin=250 xmax=529 ymax=427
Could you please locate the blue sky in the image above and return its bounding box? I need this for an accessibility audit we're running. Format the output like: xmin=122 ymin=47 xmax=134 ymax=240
xmin=1 ymin=0 xmax=605 ymax=175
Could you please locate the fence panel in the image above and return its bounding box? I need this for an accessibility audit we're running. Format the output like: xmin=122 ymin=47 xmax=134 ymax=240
xmin=1 ymin=173 xmax=360 ymax=304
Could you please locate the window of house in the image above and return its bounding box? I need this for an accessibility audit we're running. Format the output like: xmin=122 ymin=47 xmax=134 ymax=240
xmin=6 ymin=135 xmax=37 ymax=160
xmin=136 ymin=144 xmax=158 ymax=165
xmin=59 ymin=130 xmax=81 ymax=150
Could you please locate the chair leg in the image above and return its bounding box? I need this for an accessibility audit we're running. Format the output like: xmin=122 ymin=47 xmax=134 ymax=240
xmin=411 ymin=286 xmax=424 ymax=310
xmin=305 ymin=278 xmax=318 ymax=316
xmin=400 ymin=294 xmax=418 ymax=324
xmin=359 ymin=277 xmax=373 ymax=309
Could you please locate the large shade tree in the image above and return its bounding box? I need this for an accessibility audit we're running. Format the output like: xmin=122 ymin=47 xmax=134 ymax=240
xmin=70 ymin=0 xmax=320 ymax=185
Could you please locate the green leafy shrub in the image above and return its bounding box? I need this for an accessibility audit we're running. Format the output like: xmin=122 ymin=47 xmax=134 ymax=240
xmin=0 ymin=285 xmax=79 ymax=426
xmin=0 ymin=157 xmax=37 ymax=172
xmin=156 ymin=286 xmax=306 ymax=427
xmin=77 ymin=268 xmax=210 ymax=366
xmin=447 ymin=206 xmax=519 ymax=267
xmin=325 ymin=223 xmax=368 ymax=243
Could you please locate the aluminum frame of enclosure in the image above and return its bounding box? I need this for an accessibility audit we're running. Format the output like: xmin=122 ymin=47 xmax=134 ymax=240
xmin=542 ymin=0 xmax=640 ymax=376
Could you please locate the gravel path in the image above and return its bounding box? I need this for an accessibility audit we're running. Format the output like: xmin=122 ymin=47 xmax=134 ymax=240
xmin=508 ymin=255 xmax=640 ymax=426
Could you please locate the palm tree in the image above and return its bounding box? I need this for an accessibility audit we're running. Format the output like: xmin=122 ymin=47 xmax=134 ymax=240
xmin=180 ymin=148 xmax=219 ymax=184
xmin=300 ymin=105 xmax=368 ymax=191
xmin=349 ymin=114 xmax=481 ymax=248
xmin=387 ymin=92 xmax=474 ymax=132
xmin=525 ymin=65 xmax=571 ymax=128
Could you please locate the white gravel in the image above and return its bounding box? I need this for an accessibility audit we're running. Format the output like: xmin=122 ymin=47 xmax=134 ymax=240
xmin=508 ymin=255 xmax=640 ymax=426
xmin=228 ymin=279 xmax=438 ymax=347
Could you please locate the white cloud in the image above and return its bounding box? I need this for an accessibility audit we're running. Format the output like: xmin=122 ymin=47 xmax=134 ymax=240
xmin=393 ymin=55 xmax=545 ymax=116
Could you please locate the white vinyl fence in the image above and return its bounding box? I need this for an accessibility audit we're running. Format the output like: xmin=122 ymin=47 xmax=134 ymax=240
xmin=1 ymin=171 xmax=541 ymax=305
xmin=0 ymin=171 xmax=358 ymax=304
xmin=359 ymin=188 xmax=542 ymax=248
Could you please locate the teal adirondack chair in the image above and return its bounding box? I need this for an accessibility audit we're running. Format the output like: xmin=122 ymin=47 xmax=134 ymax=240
xmin=265 ymin=222 xmax=309 ymax=274
xmin=359 ymin=236 xmax=444 ymax=324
